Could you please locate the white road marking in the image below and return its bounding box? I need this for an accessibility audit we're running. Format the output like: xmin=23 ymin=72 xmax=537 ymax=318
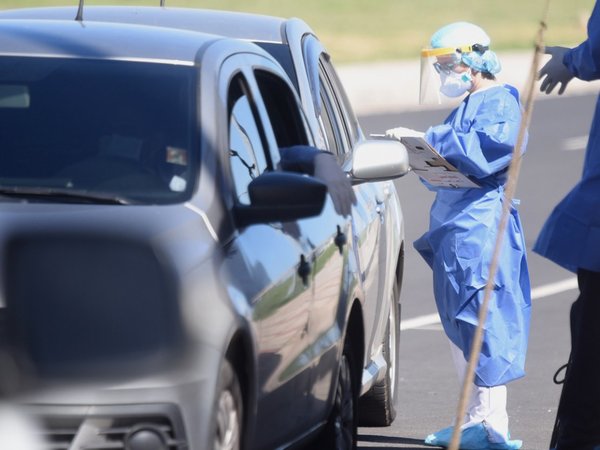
xmin=531 ymin=277 xmax=578 ymax=299
xmin=562 ymin=135 xmax=588 ymax=151
xmin=400 ymin=277 xmax=578 ymax=331
xmin=400 ymin=313 xmax=441 ymax=331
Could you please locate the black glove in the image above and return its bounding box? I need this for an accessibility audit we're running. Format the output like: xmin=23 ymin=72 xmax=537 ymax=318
xmin=539 ymin=46 xmax=575 ymax=95
xmin=313 ymin=152 xmax=357 ymax=217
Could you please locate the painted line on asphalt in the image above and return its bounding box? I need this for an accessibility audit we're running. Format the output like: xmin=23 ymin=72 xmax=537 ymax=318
xmin=530 ymin=277 xmax=578 ymax=299
xmin=400 ymin=276 xmax=578 ymax=331
xmin=562 ymin=135 xmax=588 ymax=151
xmin=400 ymin=313 xmax=441 ymax=331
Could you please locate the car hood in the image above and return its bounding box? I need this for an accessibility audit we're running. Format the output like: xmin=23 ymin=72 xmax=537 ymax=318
xmin=0 ymin=201 xmax=219 ymax=277
xmin=0 ymin=201 xmax=220 ymax=383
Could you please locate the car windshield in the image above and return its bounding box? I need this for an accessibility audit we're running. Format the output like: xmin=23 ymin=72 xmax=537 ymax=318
xmin=0 ymin=57 xmax=196 ymax=204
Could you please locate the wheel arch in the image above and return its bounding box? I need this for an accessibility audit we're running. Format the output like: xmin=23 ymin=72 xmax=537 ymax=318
xmin=396 ymin=241 xmax=405 ymax=300
xmin=346 ymin=299 xmax=365 ymax=395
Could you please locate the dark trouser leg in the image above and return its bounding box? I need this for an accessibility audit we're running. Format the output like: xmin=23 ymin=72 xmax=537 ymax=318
xmin=556 ymin=269 xmax=600 ymax=450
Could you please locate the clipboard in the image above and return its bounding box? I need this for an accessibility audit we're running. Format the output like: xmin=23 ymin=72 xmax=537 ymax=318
xmin=387 ymin=134 xmax=480 ymax=189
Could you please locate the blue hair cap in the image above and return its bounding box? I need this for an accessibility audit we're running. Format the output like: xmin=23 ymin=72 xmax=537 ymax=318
xmin=462 ymin=50 xmax=502 ymax=75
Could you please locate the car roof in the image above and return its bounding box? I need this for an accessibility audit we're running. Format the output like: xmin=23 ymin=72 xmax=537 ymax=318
xmin=0 ymin=6 xmax=288 ymax=44
xmin=0 ymin=18 xmax=224 ymax=64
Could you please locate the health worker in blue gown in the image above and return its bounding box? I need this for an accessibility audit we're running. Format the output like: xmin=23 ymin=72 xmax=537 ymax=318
xmin=388 ymin=22 xmax=531 ymax=450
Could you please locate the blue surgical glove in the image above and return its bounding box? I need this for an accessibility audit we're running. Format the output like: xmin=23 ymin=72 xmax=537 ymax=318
xmin=538 ymin=46 xmax=575 ymax=95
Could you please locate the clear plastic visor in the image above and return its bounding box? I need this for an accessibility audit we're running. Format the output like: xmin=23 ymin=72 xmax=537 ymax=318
xmin=419 ymin=47 xmax=464 ymax=104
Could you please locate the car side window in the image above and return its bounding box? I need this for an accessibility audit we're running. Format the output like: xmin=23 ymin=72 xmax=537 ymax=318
xmin=228 ymin=75 xmax=269 ymax=205
xmin=318 ymin=66 xmax=346 ymax=156
xmin=319 ymin=55 xmax=361 ymax=150
xmin=254 ymin=69 xmax=310 ymax=149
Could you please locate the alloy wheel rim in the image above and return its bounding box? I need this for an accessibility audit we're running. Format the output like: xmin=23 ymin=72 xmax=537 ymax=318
xmin=215 ymin=389 xmax=240 ymax=450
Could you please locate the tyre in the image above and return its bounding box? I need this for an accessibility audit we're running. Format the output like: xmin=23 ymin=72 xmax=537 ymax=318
xmin=317 ymin=340 xmax=358 ymax=449
xmin=213 ymin=359 xmax=243 ymax=450
xmin=358 ymin=280 xmax=401 ymax=426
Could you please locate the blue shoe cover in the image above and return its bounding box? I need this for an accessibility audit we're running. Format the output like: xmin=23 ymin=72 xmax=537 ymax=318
xmin=424 ymin=422 xmax=522 ymax=449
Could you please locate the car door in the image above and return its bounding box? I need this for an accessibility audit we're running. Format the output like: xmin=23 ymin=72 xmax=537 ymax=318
xmin=216 ymin=56 xmax=316 ymax=447
xmin=319 ymin=52 xmax=398 ymax=372
xmin=251 ymin=66 xmax=350 ymax=424
xmin=301 ymin=35 xmax=388 ymax=358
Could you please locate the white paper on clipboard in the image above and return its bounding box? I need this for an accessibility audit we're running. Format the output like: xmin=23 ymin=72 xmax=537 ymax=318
xmin=397 ymin=136 xmax=480 ymax=189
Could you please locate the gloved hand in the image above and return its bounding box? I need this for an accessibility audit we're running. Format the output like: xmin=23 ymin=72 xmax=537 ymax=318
xmin=313 ymin=152 xmax=357 ymax=217
xmin=539 ymin=46 xmax=575 ymax=95
xmin=385 ymin=126 xmax=425 ymax=140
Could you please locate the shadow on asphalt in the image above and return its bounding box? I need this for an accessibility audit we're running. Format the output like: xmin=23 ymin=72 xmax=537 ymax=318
xmin=358 ymin=433 xmax=434 ymax=449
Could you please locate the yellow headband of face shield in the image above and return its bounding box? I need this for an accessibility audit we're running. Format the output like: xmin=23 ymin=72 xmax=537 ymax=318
xmin=421 ymin=46 xmax=474 ymax=57
xmin=421 ymin=44 xmax=489 ymax=57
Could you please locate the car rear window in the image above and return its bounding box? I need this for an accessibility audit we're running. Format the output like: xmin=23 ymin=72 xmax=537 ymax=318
xmin=0 ymin=57 xmax=196 ymax=205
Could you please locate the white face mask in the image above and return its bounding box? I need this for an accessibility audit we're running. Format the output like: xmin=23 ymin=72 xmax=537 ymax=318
xmin=439 ymin=70 xmax=473 ymax=97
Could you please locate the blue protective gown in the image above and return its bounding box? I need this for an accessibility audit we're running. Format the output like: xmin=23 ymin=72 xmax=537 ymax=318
xmin=414 ymin=84 xmax=531 ymax=387
xmin=534 ymin=0 xmax=600 ymax=272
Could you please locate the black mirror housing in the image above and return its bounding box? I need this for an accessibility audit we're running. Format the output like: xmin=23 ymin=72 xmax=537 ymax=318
xmin=235 ymin=171 xmax=327 ymax=227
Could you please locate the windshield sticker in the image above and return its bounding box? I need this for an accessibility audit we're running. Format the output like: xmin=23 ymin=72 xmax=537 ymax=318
xmin=166 ymin=146 xmax=188 ymax=166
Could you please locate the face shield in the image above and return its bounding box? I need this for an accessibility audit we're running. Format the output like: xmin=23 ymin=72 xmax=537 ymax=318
xmin=419 ymin=44 xmax=484 ymax=104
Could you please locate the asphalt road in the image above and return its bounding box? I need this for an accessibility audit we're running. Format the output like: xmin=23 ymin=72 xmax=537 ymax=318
xmin=355 ymin=92 xmax=597 ymax=450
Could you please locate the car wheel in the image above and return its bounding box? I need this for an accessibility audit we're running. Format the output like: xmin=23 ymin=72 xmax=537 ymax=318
xmin=214 ymin=359 xmax=243 ymax=450
xmin=358 ymin=280 xmax=401 ymax=426
xmin=318 ymin=341 xmax=358 ymax=449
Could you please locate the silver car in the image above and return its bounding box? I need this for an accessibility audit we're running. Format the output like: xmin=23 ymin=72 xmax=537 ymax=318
xmin=0 ymin=7 xmax=409 ymax=450
xmin=1 ymin=4 xmax=409 ymax=427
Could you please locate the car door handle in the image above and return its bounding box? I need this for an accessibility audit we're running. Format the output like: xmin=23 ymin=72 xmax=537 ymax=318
xmin=298 ymin=254 xmax=311 ymax=287
xmin=335 ymin=225 xmax=347 ymax=255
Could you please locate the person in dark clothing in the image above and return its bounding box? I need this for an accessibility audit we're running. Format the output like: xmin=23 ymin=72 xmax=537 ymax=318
xmin=536 ymin=2 xmax=600 ymax=448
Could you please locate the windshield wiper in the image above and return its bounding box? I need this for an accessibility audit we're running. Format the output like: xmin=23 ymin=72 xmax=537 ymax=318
xmin=0 ymin=186 xmax=132 ymax=205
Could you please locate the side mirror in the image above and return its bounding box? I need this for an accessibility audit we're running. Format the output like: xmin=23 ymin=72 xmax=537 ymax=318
xmin=235 ymin=171 xmax=327 ymax=227
xmin=349 ymin=139 xmax=410 ymax=185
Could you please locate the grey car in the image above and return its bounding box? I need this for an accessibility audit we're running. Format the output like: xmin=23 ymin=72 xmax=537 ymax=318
xmin=0 ymin=4 xmax=409 ymax=430
xmin=0 ymin=12 xmax=409 ymax=450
